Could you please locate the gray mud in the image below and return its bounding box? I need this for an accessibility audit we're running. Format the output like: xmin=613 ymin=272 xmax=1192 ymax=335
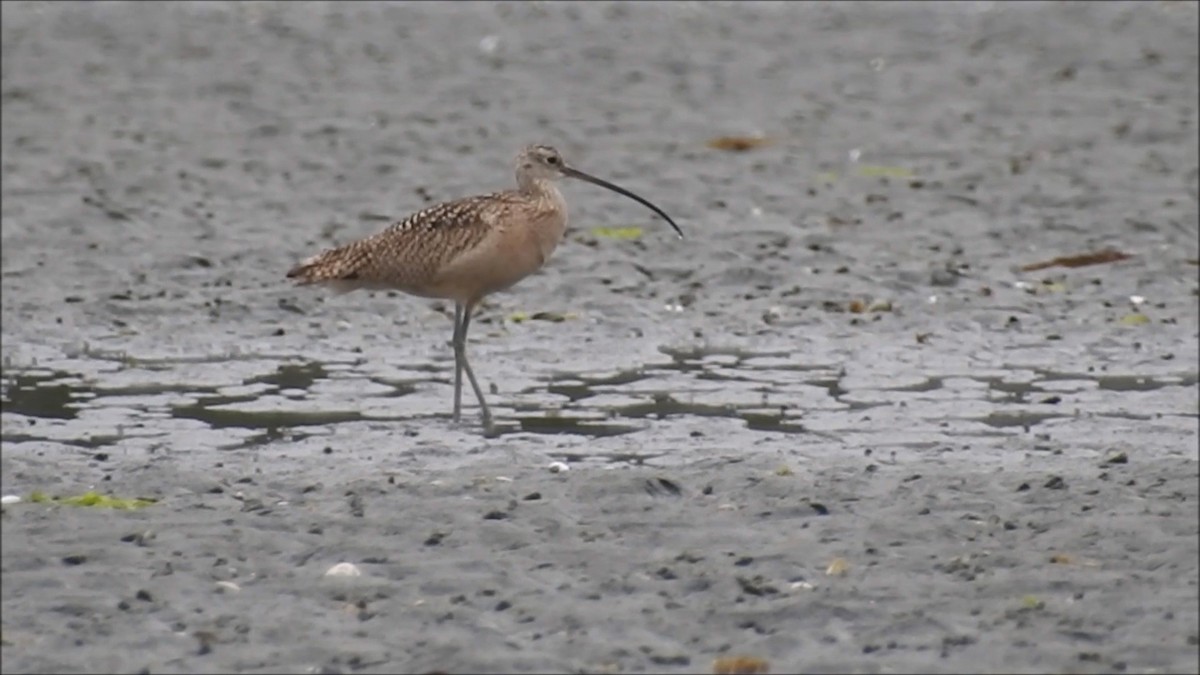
xmin=2 ymin=2 xmax=1198 ymax=673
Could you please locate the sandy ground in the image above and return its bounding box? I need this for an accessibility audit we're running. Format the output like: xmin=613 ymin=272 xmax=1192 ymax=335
xmin=2 ymin=1 xmax=1198 ymax=673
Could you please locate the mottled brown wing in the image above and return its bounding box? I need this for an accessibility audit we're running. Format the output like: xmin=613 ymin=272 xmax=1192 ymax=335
xmin=286 ymin=192 xmax=521 ymax=292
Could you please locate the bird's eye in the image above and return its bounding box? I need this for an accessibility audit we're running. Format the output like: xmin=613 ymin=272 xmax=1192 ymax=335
xmin=546 ymin=155 xmax=559 ymax=165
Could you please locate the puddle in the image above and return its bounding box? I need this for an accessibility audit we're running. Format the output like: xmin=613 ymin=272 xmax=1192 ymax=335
xmin=658 ymin=344 xmax=793 ymax=363
xmin=366 ymin=379 xmax=421 ymax=397
xmin=1036 ymin=370 xmax=1198 ymax=392
xmin=551 ymin=449 xmax=669 ymax=464
xmin=977 ymin=411 xmax=1067 ymax=429
xmin=808 ymin=378 xmax=848 ymax=400
xmin=515 ymin=415 xmax=643 ymax=438
xmin=1096 ymin=374 xmax=1198 ymax=392
xmin=890 ymin=377 xmax=945 ymax=393
xmin=543 ymin=368 xmax=649 ymax=403
xmin=613 ymin=394 xmax=738 ymax=421
xmin=1 ymin=371 xmax=82 ymax=419
xmin=0 ymin=432 xmax=125 ymax=450
xmin=741 ymin=411 xmax=813 ymax=434
xmin=981 ymin=378 xmax=1038 ymax=403
xmin=171 ymin=401 xmax=366 ymax=430
xmin=247 ymin=362 xmax=329 ymax=390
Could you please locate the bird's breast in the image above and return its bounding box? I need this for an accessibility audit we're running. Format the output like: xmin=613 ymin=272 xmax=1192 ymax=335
xmin=530 ymin=202 xmax=567 ymax=265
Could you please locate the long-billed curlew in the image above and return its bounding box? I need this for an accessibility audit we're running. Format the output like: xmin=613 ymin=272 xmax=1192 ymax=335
xmin=286 ymin=144 xmax=683 ymax=434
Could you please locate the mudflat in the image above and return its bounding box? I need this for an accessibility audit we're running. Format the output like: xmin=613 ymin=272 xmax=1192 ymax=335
xmin=2 ymin=2 xmax=1197 ymax=673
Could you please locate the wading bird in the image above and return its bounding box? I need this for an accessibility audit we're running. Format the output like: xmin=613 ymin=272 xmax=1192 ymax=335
xmin=286 ymin=144 xmax=682 ymax=434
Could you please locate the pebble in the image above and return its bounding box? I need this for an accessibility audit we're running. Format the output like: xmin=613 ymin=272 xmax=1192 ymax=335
xmin=324 ymin=562 xmax=362 ymax=578
xmin=478 ymin=35 xmax=500 ymax=55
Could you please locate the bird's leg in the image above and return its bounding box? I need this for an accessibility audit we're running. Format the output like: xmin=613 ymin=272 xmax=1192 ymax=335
xmin=453 ymin=301 xmax=494 ymax=431
xmin=452 ymin=303 xmax=465 ymax=423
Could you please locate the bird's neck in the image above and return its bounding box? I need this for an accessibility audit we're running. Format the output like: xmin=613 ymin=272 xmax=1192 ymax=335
xmin=518 ymin=175 xmax=556 ymax=195
xmin=518 ymin=177 xmax=565 ymax=210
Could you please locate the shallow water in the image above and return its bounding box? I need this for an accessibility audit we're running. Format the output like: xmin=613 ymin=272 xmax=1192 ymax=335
xmin=4 ymin=341 xmax=1196 ymax=463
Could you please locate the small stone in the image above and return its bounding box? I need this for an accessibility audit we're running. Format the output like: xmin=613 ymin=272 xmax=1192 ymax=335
xmin=867 ymin=299 xmax=893 ymax=312
xmin=1 ymin=495 xmax=21 ymax=505
xmin=930 ymin=268 xmax=959 ymax=287
xmin=1103 ymin=450 xmax=1129 ymax=465
xmin=547 ymin=461 xmax=570 ymax=473
xmin=645 ymin=477 xmax=682 ymax=497
xmin=324 ymin=562 xmax=362 ymax=578
xmin=1044 ymin=476 xmax=1067 ymax=490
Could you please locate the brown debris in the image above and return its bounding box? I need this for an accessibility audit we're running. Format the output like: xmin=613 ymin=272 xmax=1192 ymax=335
xmin=849 ymin=299 xmax=893 ymax=314
xmin=1020 ymin=249 xmax=1133 ymax=272
xmin=706 ymin=135 xmax=773 ymax=152
xmin=713 ymin=656 xmax=770 ymax=674
xmin=826 ymin=557 xmax=850 ymax=576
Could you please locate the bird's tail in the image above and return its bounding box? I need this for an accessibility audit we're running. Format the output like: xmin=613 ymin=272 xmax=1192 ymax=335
xmin=286 ymin=244 xmax=368 ymax=293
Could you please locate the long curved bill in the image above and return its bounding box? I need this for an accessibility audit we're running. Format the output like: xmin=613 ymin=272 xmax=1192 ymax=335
xmin=562 ymin=166 xmax=684 ymax=239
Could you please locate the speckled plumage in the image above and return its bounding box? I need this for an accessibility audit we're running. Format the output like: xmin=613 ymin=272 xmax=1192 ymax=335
xmin=285 ymin=144 xmax=681 ymax=434
xmin=286 ymin=189 xmax=563 ymax=304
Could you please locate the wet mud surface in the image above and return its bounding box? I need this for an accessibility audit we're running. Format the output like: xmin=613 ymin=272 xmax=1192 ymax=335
xmin=2 ymin=2 xmax=1198 ymax=673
